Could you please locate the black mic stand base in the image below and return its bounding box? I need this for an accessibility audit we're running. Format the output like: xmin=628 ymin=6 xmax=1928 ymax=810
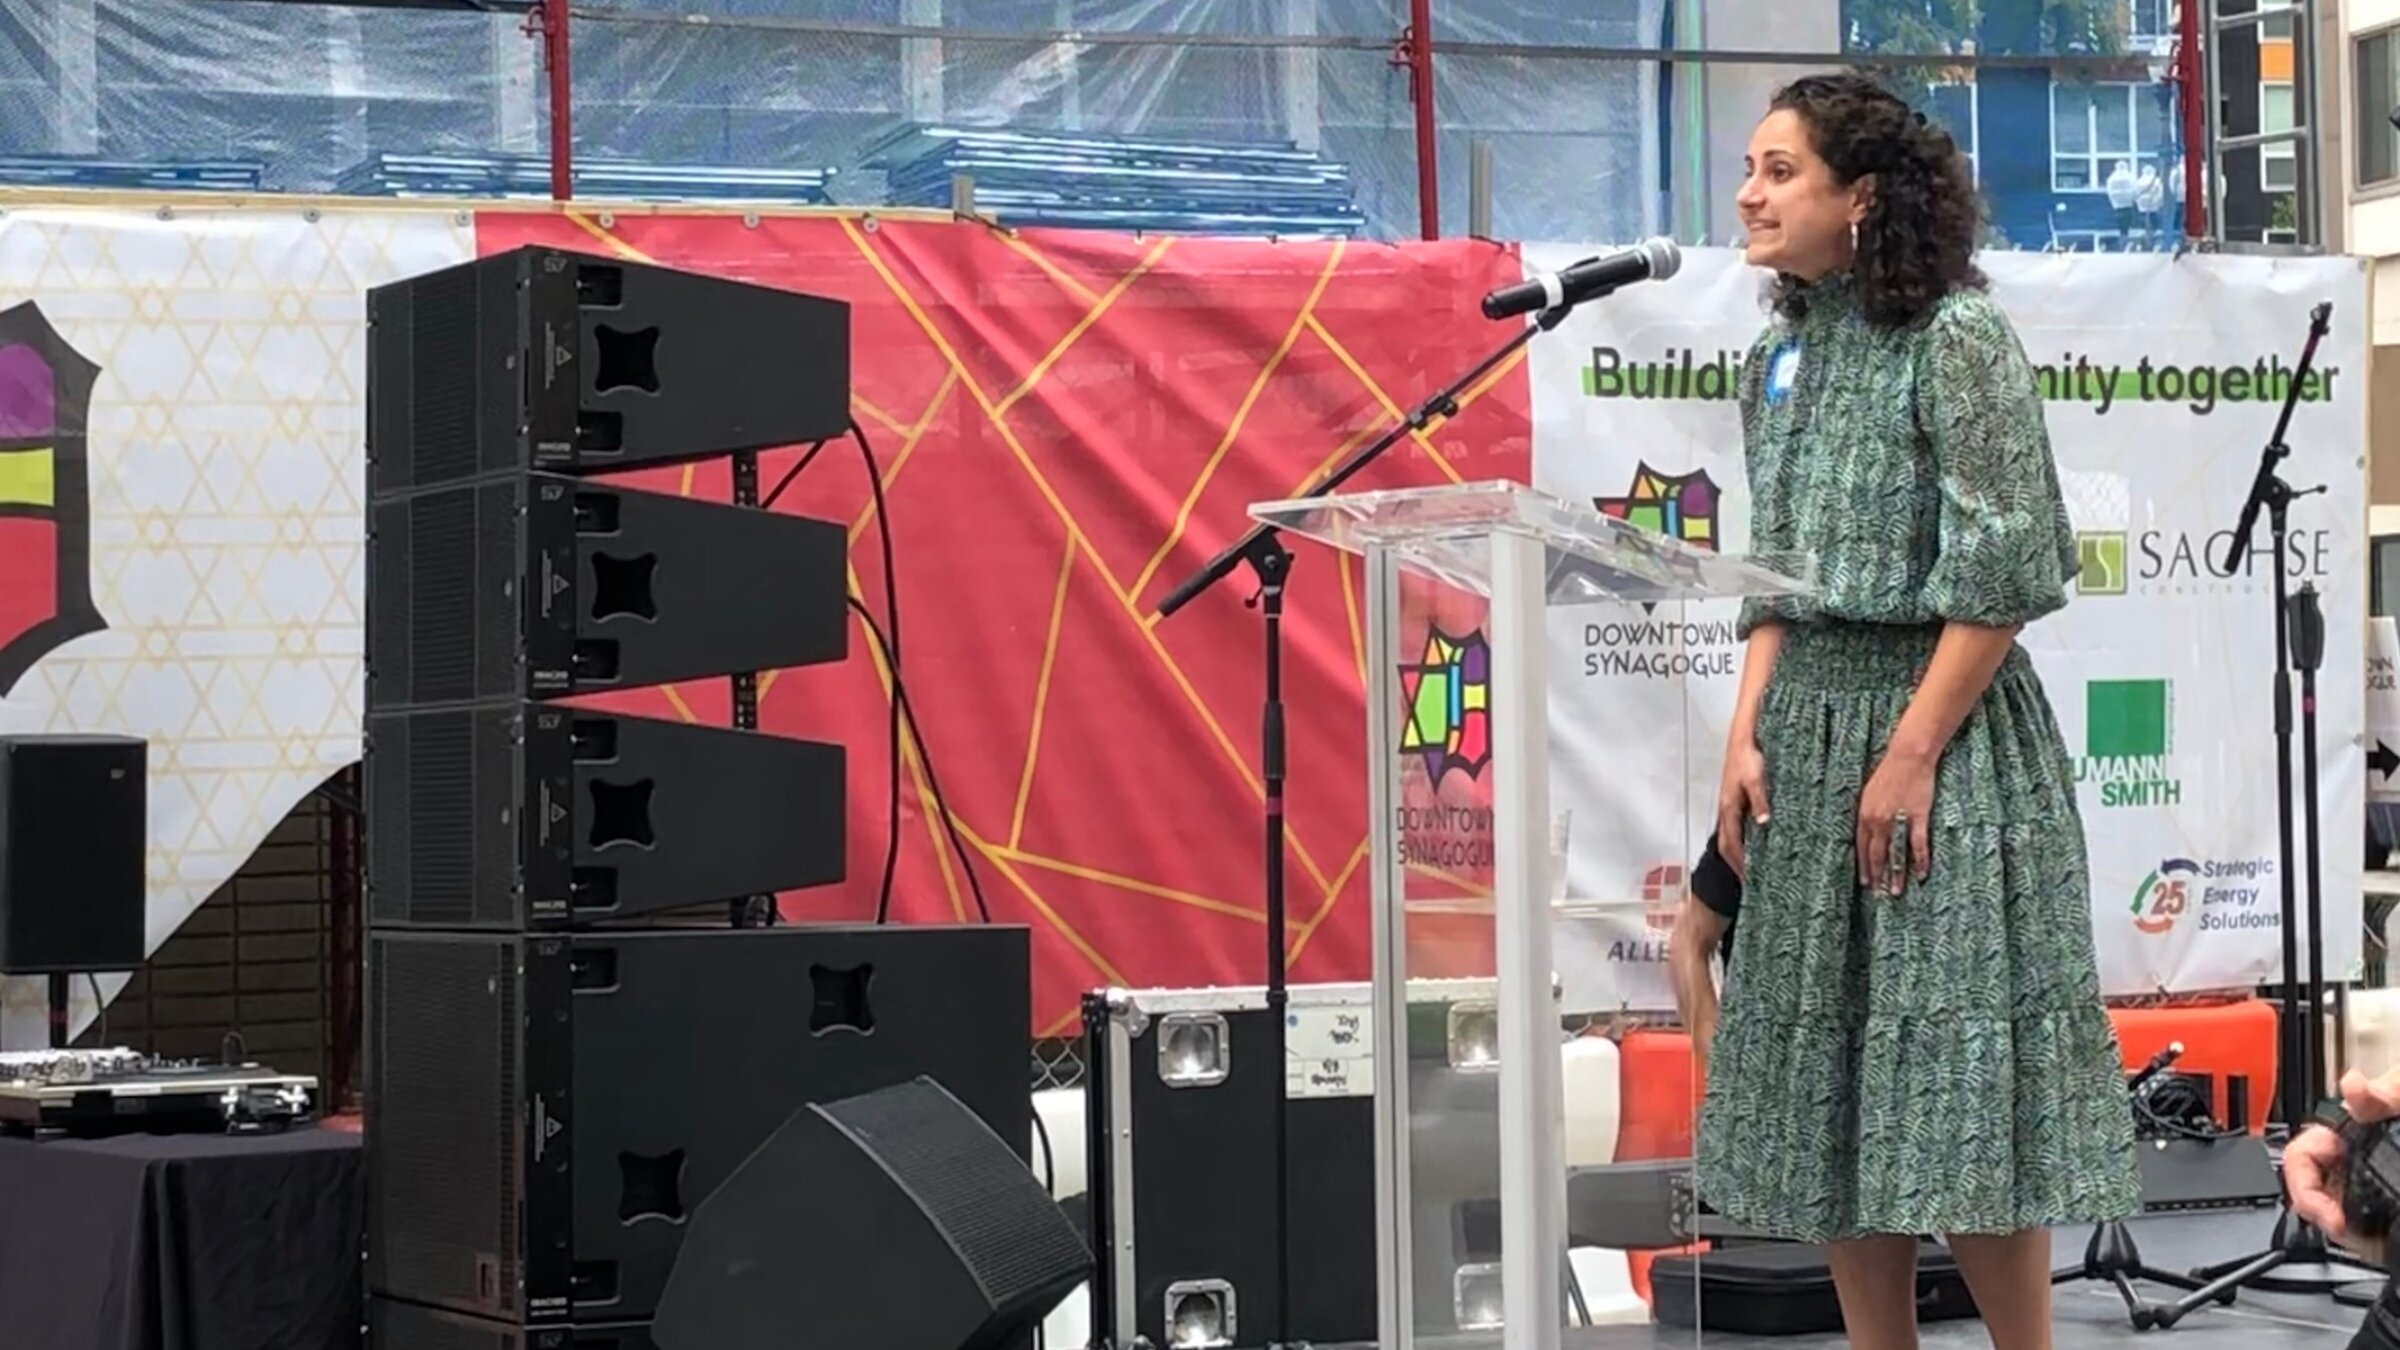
xmin=2052 ymin=1218 xmax=2220 ymax=1331
xmin=2145 ymin=1209 xmax=2383 ymax=1328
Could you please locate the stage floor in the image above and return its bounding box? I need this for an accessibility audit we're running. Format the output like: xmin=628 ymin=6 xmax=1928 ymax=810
xmin=1333 ymin=1210 xmax=2378 ymax=1349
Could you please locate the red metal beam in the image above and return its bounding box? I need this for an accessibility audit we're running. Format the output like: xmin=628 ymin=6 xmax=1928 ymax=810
xmin=2176 ymin=0 xmax=2205 ymax=238
xmin=1407 ymin=0 xmax=1439 ymax=240
xmin=540 ymin=2 xmax=574 ymax=201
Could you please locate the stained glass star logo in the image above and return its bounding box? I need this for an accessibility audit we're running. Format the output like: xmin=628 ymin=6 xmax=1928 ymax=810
xmin=0 ymin=301 xmax=106 ymax=697
xmin=1594 ymin=462 xmax=1720 ymax=552
xmin=1398 ymin=627 xmax=1491 ymax=783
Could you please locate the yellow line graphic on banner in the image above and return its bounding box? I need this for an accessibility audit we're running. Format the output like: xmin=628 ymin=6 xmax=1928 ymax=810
xmin=995 ymin=230 xmax=1102 ymax=307
xmin=0 ymin=448 xmax=54 ymax=508
xmin=1283 ymin=839 xmax=1372 ymax=967
xmin=998 ymin=237 xmax=1175 ymax=417
xmin=1305 ymin=316 xmax=1478 ymax=484
xmin=835 ymin=217 xmax=1341 ymax=901
xmin=953 ymin=814 xmax=1129 ymax=988
xmin=1009 ymin=538 xmax=1079 ymax=848
xmin=990 ymin=845 xmax=1264 ymax=924
xmin=565 ymin=211 xmax=654 ymax=263
xmin=1130 ymin=242 xmax=1347 ymax=602
xmin=847 ymin=373 xmax=957 ymax=546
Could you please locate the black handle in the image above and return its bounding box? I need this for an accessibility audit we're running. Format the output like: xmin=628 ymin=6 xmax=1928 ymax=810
xmin=2290 ymin=582 xmax=2325 ymax=673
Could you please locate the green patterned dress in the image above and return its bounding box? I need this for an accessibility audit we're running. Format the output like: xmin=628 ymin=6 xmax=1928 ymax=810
xmin=1692 ymin=273 xmax=2143 ymax=1242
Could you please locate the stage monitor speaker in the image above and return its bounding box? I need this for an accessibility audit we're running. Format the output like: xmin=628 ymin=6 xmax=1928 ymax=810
xmin=366 ymin=471 xmax=846 ymax=707
xmin=0 ymin=734 xmax=145 ymax=974
xmin=654 ymin=1076 xmax=1089 ymax=1350
xmin=369 ymin=1299 xmax=655 ymax=1350
xmin=365 ymin=702 xmax=842 ymax=930
xmin=366 ymin=245 xmax=849 ymax=495
xmin=365 ymin=925 xmax=1032 ymax=1328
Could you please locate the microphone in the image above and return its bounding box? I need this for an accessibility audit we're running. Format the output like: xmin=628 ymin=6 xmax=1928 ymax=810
xmin=2129 ymin=1040 xmax=2185 ymax=1093
xmin=1481 ymin=238 xmax=1681 ymax=320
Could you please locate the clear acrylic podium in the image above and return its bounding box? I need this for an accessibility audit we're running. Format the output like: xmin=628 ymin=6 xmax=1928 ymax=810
xmin=1247 ymin=480 xmax=1813 ymax=1350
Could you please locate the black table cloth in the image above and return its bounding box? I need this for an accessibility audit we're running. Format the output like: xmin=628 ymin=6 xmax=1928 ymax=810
xmin=0 ymin=1125 xmax=362 ymax=1350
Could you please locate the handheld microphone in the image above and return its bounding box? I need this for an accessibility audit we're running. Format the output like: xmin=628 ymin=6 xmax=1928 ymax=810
xmin=1480 ymin=238 xmax=1681 ymax=320
xmin=2128 ymin=1040 xmax=2184 ymax=1092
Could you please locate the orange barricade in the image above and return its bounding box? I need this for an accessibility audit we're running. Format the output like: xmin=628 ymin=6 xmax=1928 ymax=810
xmin=2108 ymin=998 xmax=2279 ymax=1136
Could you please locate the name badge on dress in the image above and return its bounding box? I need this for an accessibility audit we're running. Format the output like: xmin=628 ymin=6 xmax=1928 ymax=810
xmin=1765 ymin=343 xmax=1801 ymax=405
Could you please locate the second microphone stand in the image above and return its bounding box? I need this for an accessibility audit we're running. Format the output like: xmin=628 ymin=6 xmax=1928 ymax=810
xmin=2149 ymin=301 xmax=2379 ymax=1326
xmin=1154 ymin=304 xmax=1569 ymax=1350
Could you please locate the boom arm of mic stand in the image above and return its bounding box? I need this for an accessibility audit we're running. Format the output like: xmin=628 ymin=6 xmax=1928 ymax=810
xmin=1153 ymin=306 xmax=1565 ymax=619
xmin=2221 ymin=301 xmax=2332 ymax=576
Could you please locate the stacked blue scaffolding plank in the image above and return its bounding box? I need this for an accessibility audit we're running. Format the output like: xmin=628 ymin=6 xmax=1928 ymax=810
xmin=0 ymin=155 xmax=265 ymax=193
xmin=862 ymin=125 xmax=1364 ymax=239
xmin=333 ymin=153 xmax=837 ymax=205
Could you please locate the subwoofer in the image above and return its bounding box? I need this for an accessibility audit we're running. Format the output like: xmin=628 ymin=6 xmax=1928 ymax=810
xmin=364 ymin=925 xmax=1031 ymax=1329
xmin=653 ymin=1076 xmax=1089 ymax=1350
xmin=369 ymin=1298 xmax=657 ymax=1350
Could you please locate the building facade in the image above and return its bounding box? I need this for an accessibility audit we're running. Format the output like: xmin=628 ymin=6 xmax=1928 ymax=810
xmin=1842 ymin=0 xmax=2294 ymax=252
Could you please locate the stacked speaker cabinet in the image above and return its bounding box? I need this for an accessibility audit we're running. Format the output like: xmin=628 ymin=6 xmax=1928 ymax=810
xmin=360 ymin=246 xmax=1038 ymax=1349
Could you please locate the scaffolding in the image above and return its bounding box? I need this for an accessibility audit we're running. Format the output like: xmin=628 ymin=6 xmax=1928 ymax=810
xmin=2186 ymin=0 xmax=2327 ymax=249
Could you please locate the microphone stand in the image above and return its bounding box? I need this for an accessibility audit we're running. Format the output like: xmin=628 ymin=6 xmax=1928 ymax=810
xmin=2149 ymin=302 xmax=2377 ymax=1326
xmin=1155 ymin=302 xmax=1571 ymax=1350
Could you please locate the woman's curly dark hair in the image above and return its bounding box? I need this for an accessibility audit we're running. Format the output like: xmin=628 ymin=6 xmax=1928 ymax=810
xmin=1766 ymin=71 xmax=1986 ymax=330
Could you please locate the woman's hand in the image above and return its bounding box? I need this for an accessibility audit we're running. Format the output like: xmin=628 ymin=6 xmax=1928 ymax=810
xmin=1857 ymin=746 xmax=1935 ymax=895
xmin=1716 ymin=739 xmax=1769 ymax=878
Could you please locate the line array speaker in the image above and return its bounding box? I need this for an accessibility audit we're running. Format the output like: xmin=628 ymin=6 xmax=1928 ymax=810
xmin=366 ymin=245 xmax=850 ymax=494
xmin=365 ymin=926 xmax=1033 ymax=1329
xmin=367 ymin=471 xmax=848 ymax=706
xmin=364 ymin=703 xmax=844 ymax=930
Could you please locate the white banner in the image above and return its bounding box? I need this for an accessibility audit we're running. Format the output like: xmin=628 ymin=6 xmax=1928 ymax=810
xmin=0 ymin=205 xmax=474 ymax=1046
xmin=1527 ymin=245 xmax=2370 ymax=1000
xmin=2372 ymin=618 xmax=2400 ymax=809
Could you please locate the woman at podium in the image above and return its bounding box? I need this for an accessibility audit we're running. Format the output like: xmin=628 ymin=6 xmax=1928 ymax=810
xmin=1693 ymin=72 xmax=2142 ymax=1349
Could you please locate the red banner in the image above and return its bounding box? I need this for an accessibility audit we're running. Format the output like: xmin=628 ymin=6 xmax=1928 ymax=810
xmin=476 ymin=213 xmax=1533 ymax=1034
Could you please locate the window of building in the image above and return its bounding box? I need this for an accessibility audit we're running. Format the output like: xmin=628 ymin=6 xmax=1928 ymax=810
xmin=2051 ymin=82 xmax=2169 ymax=191
xmin=2261 ymin=81 xmax=2296 ymax=191
xmin=2129 ymin=0 xmax=2174 ymax=42
xmin=2260 ymin=0 xmax=2293 ymax=41
xmin=2364 ymin=28 xmax=2400 ymax=188
xmin=1925 ymin=79 xmax=1979 ymax=184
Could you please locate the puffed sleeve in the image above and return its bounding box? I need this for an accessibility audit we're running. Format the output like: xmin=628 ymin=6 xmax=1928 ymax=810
xmin=1916 ymin=293 xmax=2078 ymax=627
